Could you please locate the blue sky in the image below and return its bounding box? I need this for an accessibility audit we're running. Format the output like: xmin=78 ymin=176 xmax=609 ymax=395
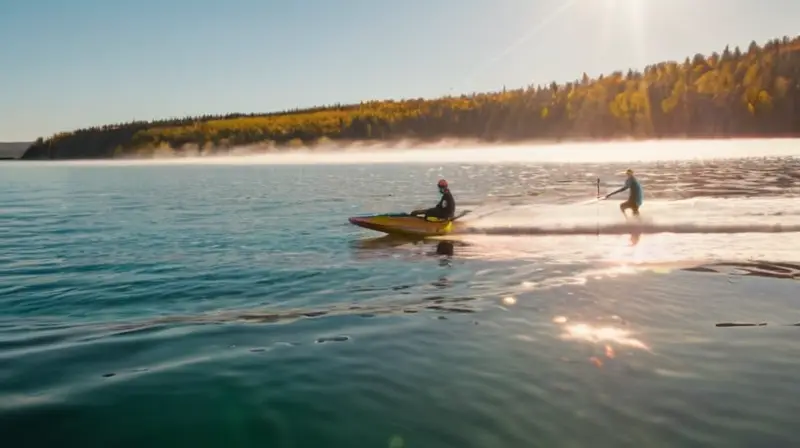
xmin=1 ymin=0 xmax=798 ymax=141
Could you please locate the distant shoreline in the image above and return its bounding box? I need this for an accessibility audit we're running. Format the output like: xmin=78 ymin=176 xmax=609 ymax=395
xmin=0 ymin=142 xmax=31 ymax=160
xmin=6 ymin=136 xmax=800 ymax=164
xmin=16 ymin=34 xmax=800 ymax=161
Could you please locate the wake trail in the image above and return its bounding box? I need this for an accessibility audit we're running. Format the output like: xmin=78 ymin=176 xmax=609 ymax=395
xmin=459 ymin=222 xmax=800 ymax=236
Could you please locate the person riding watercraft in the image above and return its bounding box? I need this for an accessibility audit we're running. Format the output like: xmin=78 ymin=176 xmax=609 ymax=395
xmin=411 ymin=179 xmax=456 ymax=220
xmin=605 ymin=169 xmax=643 ymax=218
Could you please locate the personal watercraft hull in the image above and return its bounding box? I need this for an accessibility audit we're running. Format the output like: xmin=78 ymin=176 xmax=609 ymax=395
xmin=348 ymin=212 xmax=467 ymax=237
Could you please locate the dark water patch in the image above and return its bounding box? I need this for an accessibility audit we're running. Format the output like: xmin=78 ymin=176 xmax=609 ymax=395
xmin=350 ymin=284 xmax=415 ymax=293
xmin=683 ymin=261 xmax=800 ymax=280
xmin=683 ymin=266 xmax=717 ymax=273
xmin=426 ymin=305 xmax=476 ymax=313
xmin=716 ymin=322 xmax=768 ymax=327
xmin=315 ymin=336 xmax=350 ymax=344
xmin=715 ymin=322 xmax=800 ymax=327
xmin=423 ymin=295 xmax=476 ymax=303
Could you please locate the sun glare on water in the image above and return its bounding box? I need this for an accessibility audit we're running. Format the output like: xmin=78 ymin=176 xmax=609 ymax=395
xmin=561 ymin=322 xmax=650 ymax=351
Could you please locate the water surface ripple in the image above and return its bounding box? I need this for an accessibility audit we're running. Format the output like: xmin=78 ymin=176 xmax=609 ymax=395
xmin=1 ymin=146 xmax=799 ymax=447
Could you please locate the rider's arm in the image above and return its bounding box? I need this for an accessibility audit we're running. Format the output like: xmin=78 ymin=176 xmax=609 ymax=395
xmin=606 ymin=179 xmax=630 ymax=198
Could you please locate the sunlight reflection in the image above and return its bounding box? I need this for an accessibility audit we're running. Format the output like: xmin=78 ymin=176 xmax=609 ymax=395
xmin=502 ymin=296 xmax=517 ymax=305
xmin=604 ymin=233 xmax=677 ymax=263
xmin=559 ymin=322 xmax=650 ymax=351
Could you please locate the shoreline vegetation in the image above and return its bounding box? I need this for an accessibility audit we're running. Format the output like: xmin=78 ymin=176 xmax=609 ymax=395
xmin=20 ymin=35 xmax=800 ymax=160
xmin=0 ymin=142 xmax=31 ymax=160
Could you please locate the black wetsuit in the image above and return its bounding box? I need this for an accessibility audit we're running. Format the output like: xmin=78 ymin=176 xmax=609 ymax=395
xmin=425 ymin=189 xmax=456 ymax=220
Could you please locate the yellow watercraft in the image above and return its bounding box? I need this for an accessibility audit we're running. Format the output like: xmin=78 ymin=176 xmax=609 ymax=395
xmin=348 ymin=210 xmax=471 ymax=237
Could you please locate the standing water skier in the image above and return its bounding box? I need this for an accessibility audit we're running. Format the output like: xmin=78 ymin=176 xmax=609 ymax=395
xmin=605 ymin=169 xmax=643 ymax=218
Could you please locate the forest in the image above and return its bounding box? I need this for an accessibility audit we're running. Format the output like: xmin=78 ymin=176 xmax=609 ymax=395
xmin=21 ymin=35 xmax=800 ymax=160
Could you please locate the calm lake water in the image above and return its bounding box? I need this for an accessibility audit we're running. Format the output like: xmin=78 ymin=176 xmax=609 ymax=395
xmin=1 ymin=139 xmax=799 ymax=447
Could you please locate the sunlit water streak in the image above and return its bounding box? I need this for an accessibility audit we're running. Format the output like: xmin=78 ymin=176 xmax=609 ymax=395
xmin=1 ymin=139 xmax=799 ymax=447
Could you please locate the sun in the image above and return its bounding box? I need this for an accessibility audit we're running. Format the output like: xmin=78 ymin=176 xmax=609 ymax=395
xmin=601 ymin=0 xmax=646 ymax=23
xmin=604 ymin=0 xmax=645 ymax=8
xmin=603 ymin=0 xmax=646 ymax=28
xmin=597 ymin=0 xmax=647 ymax=67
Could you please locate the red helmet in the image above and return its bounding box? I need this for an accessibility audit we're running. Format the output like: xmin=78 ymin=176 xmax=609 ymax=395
xmin=437 ymin=179 xmax=448 ymax=189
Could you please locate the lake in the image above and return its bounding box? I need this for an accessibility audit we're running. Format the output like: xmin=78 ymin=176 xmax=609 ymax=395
xmin=1 ymin=139 xmax=799 ymax=447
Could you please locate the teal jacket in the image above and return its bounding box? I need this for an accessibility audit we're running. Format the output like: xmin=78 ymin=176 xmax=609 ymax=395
xmin=609 ymin=177 xmax=643 ymax=206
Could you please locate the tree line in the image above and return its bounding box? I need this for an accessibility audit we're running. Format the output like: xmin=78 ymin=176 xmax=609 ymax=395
xmin=22 ymin=35 xmax=800 ymax=159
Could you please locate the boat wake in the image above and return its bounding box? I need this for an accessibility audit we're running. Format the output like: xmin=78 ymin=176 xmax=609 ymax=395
xmin=459 ymin=222 xmax=800 ymax=236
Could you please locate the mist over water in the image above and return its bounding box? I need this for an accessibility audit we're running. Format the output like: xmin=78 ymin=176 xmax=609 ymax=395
xmin=14 ymin=137 xmax=800 ymax=166
xmin=1 ymin=138 xmax=799 ymax=447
